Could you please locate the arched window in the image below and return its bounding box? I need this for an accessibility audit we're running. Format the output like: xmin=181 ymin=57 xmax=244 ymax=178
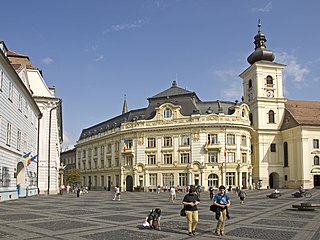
xmin=164 ymin=108 xmax=172 ymax=119
xmin=314 ymin=156 xmax=320 ymax=165
xmin=249 ymin=113 xmax=253 ymax=125
xmin=268 ymin=110 xmax=275 ymax=123
xmin=248 ymin=79 xmax=252 ymax=89
xmin=266 ymin=75 xmax=273 ymax=85
xmin=208 ymin=174 xmax=219 ymax=188
xmin=284 ymin=142 xmax=288 ymax=167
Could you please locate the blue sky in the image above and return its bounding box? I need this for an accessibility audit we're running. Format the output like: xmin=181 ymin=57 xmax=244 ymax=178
xmin=2 ymin=1 xmax=319 ymax=148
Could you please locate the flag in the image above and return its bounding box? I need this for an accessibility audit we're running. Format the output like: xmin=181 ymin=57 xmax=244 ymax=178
xmin=23 ymin=152 xmax=31 ymax=166
xmin=123 ymin=139 xmax=128 ymax=152
xmin=30 ymin=154 xmax=38 ymax=163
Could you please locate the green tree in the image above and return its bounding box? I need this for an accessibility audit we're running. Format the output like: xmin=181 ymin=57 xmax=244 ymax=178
xmin=65 ymin=168 xmax=80 ymax=187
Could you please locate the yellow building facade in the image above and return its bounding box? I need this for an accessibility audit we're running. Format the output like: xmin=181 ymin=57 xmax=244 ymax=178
xmin=76 ymin=82 xmax=253 ymax=191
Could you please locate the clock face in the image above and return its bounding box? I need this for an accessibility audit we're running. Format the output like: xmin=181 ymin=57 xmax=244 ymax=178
xmin=267 ymin=90 xmax=274 ymax=98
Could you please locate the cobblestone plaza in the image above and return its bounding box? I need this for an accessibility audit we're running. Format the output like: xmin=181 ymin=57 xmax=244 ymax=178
xmin=0 ymin=189 xmax=319 ymax=240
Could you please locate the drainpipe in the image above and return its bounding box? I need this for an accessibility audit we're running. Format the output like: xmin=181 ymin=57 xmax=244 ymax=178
xmin=47 ymin=105 xmax=57 ymax=195
xmin=36 ymin=113 xmax=43 ymax=194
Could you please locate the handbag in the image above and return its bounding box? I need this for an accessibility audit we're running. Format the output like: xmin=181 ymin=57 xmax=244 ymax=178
xmin=210 ymin=204 xmax=218 ymax=212
xmin=180 ymin=207 xmax=186 ymax=216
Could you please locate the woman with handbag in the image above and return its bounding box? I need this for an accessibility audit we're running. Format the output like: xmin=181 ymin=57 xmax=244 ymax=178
xmin=182 ymin=187 xmax=200 ymax=236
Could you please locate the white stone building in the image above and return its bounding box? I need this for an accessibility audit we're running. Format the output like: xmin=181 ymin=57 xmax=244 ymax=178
xmin=0 ymin=41 xmax=42 ymax=201
xmin=7 ymin=51 xmax=63 ymax=195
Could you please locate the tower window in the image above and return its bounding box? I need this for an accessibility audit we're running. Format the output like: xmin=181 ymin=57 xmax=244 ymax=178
xmin=248 ymin=79 xmax=252 ymax=89
xmin=313 ymin=139 xmax=319 ymax=149
xmin=314 ymin=156 xmax=320 ymax=165
xmin=284 ymin=142 xmax=288 ymax=167
xmin=268 ymin=110 xmax=275 ymax=123
xmin=249 ymin=113 xmax=253 ymax=125
xmin=266 ymin=75 xmax=273 ymax=86
xmin=270 ymin=143 xmax=276 ymax=152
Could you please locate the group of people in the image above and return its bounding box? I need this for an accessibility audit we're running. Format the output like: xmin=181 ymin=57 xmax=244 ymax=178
xmin=143 ymin=185 xmax=232 ymax=237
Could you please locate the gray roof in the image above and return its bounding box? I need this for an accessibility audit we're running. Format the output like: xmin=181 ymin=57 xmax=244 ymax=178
xmin=78 ymin=81 xmax=238 ymax=141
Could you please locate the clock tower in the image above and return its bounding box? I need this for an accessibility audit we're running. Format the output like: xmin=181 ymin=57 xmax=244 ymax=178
xmin=239 ymin=20 xmax=287 ymax=189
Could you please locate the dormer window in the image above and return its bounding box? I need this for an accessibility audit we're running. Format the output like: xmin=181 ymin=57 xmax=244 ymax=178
xmin=266 ymin=75 xmax=273 ymax=86
xmin=164 ymin=108 xmax=172 ymax=119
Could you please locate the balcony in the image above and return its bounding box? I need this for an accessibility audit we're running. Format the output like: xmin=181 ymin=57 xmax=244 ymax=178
xmin=204 ymin=143 xmax=222 ymax=152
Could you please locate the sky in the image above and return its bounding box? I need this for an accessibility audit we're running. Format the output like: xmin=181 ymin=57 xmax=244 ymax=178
xmin=2 ymin=1 xmax=319 ymax=149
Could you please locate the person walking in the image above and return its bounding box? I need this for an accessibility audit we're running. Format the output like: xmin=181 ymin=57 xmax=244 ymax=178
xmin=76 ymin=184 xmax=81 ymax=198
xmin=169 ymin=186 xmax=176 ymax=203
xmin=113 ymin=185 xmax=121 ymax=201
xmin=209 ymin=187 xmax=214 ymax=200
xmin=238 ymin=187 xmax=247 ymax=204
xmin=213 ymin=185 xmax=231 ymax=236
xmin=182 ymin=187 xmax=200 ymax=236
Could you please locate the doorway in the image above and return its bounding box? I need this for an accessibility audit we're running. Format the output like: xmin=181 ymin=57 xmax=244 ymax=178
xmin=269 ymin=172 xmax=279 ymax=189
xmin=314 ymin=175 xmax=320 ymax=188
xmin=126 ymin=175 xmax=133 ymax=191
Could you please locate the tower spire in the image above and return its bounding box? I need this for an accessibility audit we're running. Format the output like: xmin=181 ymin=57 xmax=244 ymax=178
xmin=122 ymin=94 xmax=128 ymax=114
xmin=247 ymin=19 xmax=275 ymax=65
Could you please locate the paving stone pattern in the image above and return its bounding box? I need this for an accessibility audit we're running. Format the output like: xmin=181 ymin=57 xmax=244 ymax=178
xmin=0 ymin=189 xmax=319 ymax=239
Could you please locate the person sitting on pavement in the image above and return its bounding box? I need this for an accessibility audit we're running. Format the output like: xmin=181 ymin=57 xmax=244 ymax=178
xmin=299 ymin=185 xmax=305 ymax=193
xmin=145 ymin=208 xmax=161 ymax=230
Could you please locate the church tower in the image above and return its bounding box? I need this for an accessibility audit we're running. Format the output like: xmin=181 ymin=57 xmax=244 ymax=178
xmin=239 ymin=20 xmax=287 ymax=189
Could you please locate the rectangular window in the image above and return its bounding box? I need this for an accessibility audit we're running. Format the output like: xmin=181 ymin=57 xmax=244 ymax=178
xmin=17 ymin=130 xmax=22 ymax=151
xmin=126 ymin=156 xmax=133 ymax=165
xmin=180 ymin=153 xmax=190 ymax=164
xmin=101 ymin=176 xmax=105 ymax=186
xmin=241 ymin=135 xmax=247 ymax=146
xmin=181 ymin=135 xmax=190 ymax=146
xmin=100 ymin=145 xmax=104 ymax=155
xmin=1 ymin=167 xmax=10 ymax=187
xmin=82 ymin=150 xmax=86 ymax=158
xmin=88 ymin=148 xmax=92 ymax=158
xmin=226 ymin=172 xmax=235 ymax=186
xmin=147 ymin=155 xmax=156 ymax=165
xmin=101 ymin=160 xmax=104 ymax=168
xmin=313 ymin=139 xmax=319 ymax=149
xmin=6 ymin=122 xmax=12 ymax=146
xmin=94 ymin=147 xmax=98 ymax=156
xmin=107 ymin=144 xmax=112 ymax=153
xmin=241 ymin=153 xmax=247 ymax=163
xmin=147 ymin=138 xmax=156 ymax=148
xmin=149 ymin=173 xmax=157 ymax=186
xmin=8 ymin=81 xmax=13 ymax=100
xmin=227 ymin=134 xmax=235 ymax=144
xmin=162 ymin=173 xmax=174 ymax=187
xmin=78 ymin=151 xmax=81 ymax=160
xmin=115 ymin=158 xmax=119 ymax=167
xmin=107 ymin=158 xmax=111 ymax=168
xmin=115 ymin=141 xmax=119 ymax=152
xmin=179 ymin=173 xmax=187 ymax=186
xmin=163 ymin=154 xmax=172 ymax=164
xmin=18 ymin=94 xmax=23 ymax=111
xmin=227 ymin=152 xmax=235 ymax=163
xmin=270 ymin=143 xmax=276 ymax=152
xmin=0 ymin=69 xmax=3 ymax=91
xmin=208 ymin=152 xmax=219 ymax=163
xmin=208 ymin=134 xmax=218 ymax=144
xmin=163 ymin=137 xmax=172 ymax=147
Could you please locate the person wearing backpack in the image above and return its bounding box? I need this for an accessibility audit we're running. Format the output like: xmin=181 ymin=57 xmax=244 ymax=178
xmin=213 ymin=185 xmax=231 ymax=236
xmin=238 ymin=187 xmax=247 ymax=204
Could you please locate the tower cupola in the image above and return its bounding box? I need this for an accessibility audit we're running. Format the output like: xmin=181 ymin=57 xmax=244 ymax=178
xmin=247 ymin=20 xmax=275 ymax=65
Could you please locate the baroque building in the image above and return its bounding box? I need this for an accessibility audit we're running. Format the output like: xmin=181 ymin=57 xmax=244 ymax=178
xmin=76 ymin=81 xmax=252 ymax=191
xmin=0 ymin=41 xmax=42 ymax=201
xmin=7 ymin=50 xmax=63 ymax=195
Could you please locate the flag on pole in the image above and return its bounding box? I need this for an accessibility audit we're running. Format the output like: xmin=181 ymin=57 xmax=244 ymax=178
xmin=30 ymin=154 xmax=38 ymax=164
xmin=123 ymin=139 xmax=128 ymax=152
xmin=23 ymin=152 xmax=31 ymax=166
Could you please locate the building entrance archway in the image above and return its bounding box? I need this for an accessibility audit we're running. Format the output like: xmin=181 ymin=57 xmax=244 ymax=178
xmin=126 ymin=175 xmax=133 ymax=191
xmin=269 ymin=172 xmax=279 ymax=189
xmin=16 ymin=162 xmax=26 ymax=196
